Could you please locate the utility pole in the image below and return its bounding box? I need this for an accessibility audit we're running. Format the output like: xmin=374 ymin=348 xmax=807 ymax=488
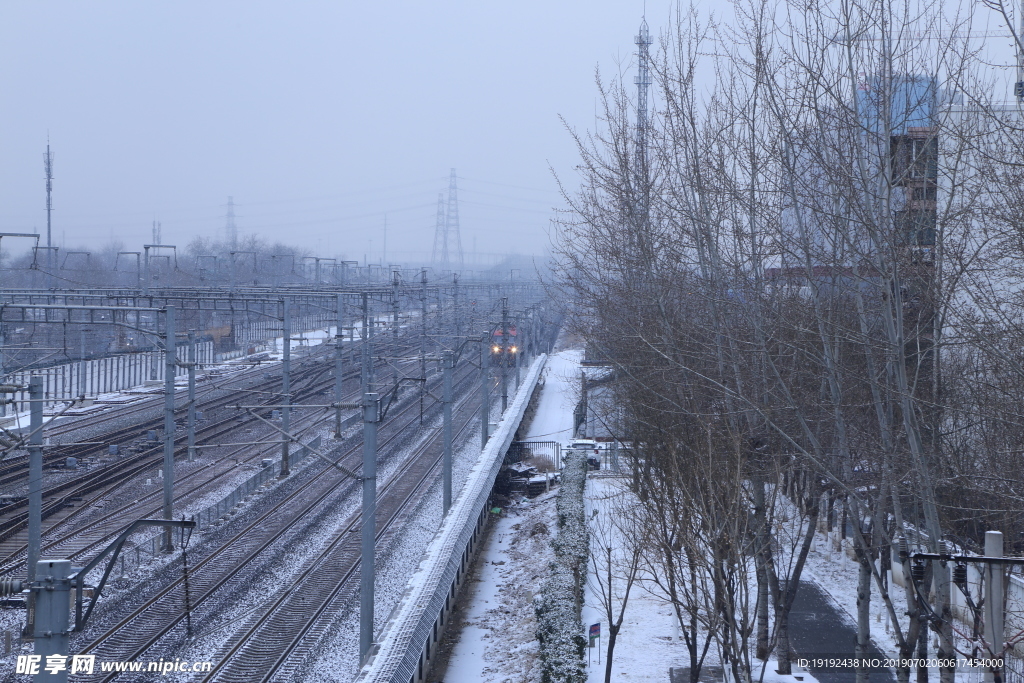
xmin=501 ymin=298 xmax=509 ymax=413
xmin=280 ymin=299 xmax=291 ymax=477
xmin=360 ymin=392 xmax=379 ymax=663
xmin=985 ymin=531 xmax=1004 ymax=683
xmin=0 ymin=327 xmax=5 ymax=418
xmin=480 ymin=335 xmax=490 ymax=449
xmin=31 ymin=560 xmax=71 ymax=683
xmin=453 ymin=273 xmax=461 ymax=340
xmin=515 ymin=335 xmax=521 ymax=389
xmin=335 ymin=293 xmax=345 ymax=437
xmin=361 ymin=292 xmax=370 ymax=395
xmin=79 ymin=329 xmax=87 ymax=398
xmin=445 ymin=168 xmax=464 ymax=271
xmin=392 ymin=271 xmax=400 ymax=368
xmin=187 ymin=331 xmax=196 ymax=462
xmin=162 ymin=306 xmax=176 ymax=551
xmin=420 ymin=270 xmax=428 ymax=424
xmin=225 ymin=196 xmax=237 ymax=250
xmin=143 ymin=245 xmax=150 ymax=297
xmin=442 ymin=351 xmax=453 ymax=515
xmin=431 ymin=192 xmax=447 ymax=271
xmin=44 ymin=144 xmax=54 ymax=283
xmin=27 ymin=377 xmax=42 ymax=591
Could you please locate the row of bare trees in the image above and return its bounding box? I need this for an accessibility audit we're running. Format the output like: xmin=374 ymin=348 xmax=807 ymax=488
xmin=556 ymin=0 xmax=1024 ymax=681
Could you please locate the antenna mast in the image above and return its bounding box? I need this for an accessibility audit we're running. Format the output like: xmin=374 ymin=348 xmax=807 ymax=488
xmin=44 ymin=143 xmax=54 ymax=275
xmin=635 ymin=19 xmax=652 ymax=214
xmin=225 ymin=196 xmax=237 ymax=249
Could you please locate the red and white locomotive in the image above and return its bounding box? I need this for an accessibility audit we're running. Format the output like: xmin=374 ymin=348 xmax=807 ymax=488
xmin=489 ymin=324 xmax=518 ymax=367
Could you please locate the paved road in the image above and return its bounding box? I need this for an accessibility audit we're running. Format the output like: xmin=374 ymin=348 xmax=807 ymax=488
xmin=788 ymin=581 xmax=896 ymax=683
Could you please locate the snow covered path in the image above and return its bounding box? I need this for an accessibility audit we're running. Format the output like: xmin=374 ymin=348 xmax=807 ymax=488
xmin=437 ymin=348 xmax=581 ymax=682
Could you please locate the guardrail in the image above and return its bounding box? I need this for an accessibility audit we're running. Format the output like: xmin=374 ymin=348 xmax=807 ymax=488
xmin=356 ymin=354 xmax=548 ymax=683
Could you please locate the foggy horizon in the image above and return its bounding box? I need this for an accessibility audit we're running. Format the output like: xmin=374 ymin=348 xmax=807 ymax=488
xmin=0 ymin=1 xmax=663 ymax=264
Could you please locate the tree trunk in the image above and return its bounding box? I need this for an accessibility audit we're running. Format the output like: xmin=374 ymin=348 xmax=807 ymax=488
xmin=756 ymin=560 xmax=770 ymax=660
xmin=856 ymin=550 xmax=872 ymax=683
xmin=916 ymin=574 xmax=929 ymax=683
xmin=605 ymin=623 xmax=619 ymax=683
xmin=776 ymin=610 xmax=792 ymax=675
xmin=752 ymin=477 xmax=771 ymax=660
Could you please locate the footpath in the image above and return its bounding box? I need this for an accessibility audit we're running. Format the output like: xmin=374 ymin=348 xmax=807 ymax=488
xmin=788 ymin=581 xmax=895 ymax=683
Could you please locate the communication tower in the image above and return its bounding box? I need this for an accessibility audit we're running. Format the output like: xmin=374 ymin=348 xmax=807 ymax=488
xmin=635 ymin=19 xmax=652 ymax=215
xmin=44 ymin=143 xmax=54 ymax=273
xmin=225 ymin=196 xmax=237 ymax=249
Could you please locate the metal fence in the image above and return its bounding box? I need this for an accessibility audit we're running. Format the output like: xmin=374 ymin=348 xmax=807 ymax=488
xmin=505 ymin=440 xmax=560 ymax=470
xmin=125 ymin=435 xmax=322 ymax=568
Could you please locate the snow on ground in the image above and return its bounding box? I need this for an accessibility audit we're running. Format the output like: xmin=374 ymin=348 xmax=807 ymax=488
xmin=582 ymin=475 xmax=691 ymax=683
xmin=802 ymin=531 xmax=989 ymax=683
xmin=582 ymin=475 xmax=821 ymax=683
xmin=526 ymin=348 xmax=581 ymax=446
xmin=438 ymin=491 xmax=557 ymax=683
xmin=436 ymin=347 xmax=580 ymax=682
xmin=437 ymin=345 xmax=819 ymax=683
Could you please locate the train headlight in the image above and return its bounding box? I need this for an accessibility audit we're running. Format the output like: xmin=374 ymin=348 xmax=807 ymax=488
xmin=492 ymin=345 xmax=501 ymax=353
xmin=510 ymin=346 xmax=518 ymax=353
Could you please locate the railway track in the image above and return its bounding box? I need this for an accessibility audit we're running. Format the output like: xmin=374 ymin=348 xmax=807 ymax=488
xmin=0 ymin=335 xmax=421 ymax=569
xmin=205 ymin=371 xmax=485 ymax=682
xmin=0 ymin=354 xmax=333 ymax=549
xmin=0 ymin=369 xmax=351 ymax=576
xmin=72 ymin=359 xmax=481 ymax=682
xmin=0 ymin=344 xmax=335 ymax=484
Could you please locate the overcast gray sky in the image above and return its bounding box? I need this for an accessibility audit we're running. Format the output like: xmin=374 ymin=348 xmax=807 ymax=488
xmin=0 ymin=1 xmax=669 ymax=264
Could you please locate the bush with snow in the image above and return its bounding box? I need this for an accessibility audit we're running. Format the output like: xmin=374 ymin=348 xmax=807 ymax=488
xmin=535 ymin=451 xmax=589 ymax=683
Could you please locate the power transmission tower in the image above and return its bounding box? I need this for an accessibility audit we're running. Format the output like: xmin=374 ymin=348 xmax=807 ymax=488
xmin=152 ymin=220 xmax=162 ymax=245
xmin=225 ymin=196 xmax=237 ymax=249
xmin=445 ymin=169 xmax=464 ymax=271
xmin=44 ymin=143 xmax=54 ymax=275
xmin=432 ymin=192 xmax=447 ymax=269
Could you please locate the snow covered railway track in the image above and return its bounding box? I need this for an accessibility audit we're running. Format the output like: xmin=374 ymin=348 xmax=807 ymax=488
xmin=70 ymin=361 xmax=478 ymax=682
xmin=0 ymin=354 xmax=337 ymax=565
xmin=0 ymin=340 xmax=419 ymax=570
xmin=200 ymin=373 xmax=483 ymax=683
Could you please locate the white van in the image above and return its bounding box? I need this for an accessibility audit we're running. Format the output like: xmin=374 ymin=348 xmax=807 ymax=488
xmin=567 ymin=439 xmax=599 ymax=453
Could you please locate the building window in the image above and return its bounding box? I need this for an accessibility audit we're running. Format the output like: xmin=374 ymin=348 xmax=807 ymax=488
xmin=891 ymin=135 xmax=937 ymax=183
xmin=895 ymin=209 xmax=937 ymax=245
xmin=911 ymin=185 xmax=937 ymax=201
